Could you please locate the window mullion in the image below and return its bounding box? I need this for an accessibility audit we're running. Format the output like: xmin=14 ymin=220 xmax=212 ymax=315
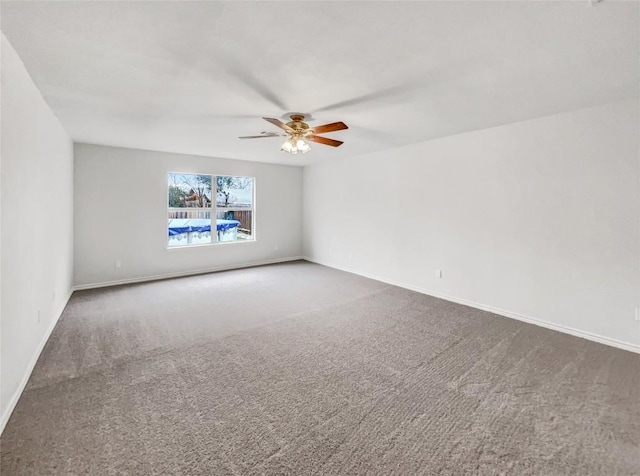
xmin=212 ymin=174 xmax=217 ymax=243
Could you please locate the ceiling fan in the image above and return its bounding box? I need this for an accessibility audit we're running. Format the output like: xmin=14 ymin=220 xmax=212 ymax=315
xmin=239 ymin=114 xmax=348 ymax=154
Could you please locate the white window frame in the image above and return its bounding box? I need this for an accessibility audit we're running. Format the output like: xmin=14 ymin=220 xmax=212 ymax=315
xmin=167 ymin=173 xmax=255 ymax=248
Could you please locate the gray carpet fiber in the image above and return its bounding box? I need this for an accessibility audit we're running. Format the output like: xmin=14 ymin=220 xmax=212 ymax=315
xmin=2 ymin=261 xmax=639 ymax=475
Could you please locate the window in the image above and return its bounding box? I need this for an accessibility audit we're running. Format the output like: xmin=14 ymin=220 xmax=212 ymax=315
xmin=167 ymin=173 xmax=254 ymax=247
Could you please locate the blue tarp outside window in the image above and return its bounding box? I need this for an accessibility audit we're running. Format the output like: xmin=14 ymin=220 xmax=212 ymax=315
xmin=168 ymin=219 xmax=241 ymax=236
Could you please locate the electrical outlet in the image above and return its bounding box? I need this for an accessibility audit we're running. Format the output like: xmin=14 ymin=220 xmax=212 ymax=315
xmin=115 ymin=259 xmax=122 ymax=269
xmin=435 ymin=269 xmax=442 ymax=278
xmin=274 ymin=244 xmax=279 ymax=251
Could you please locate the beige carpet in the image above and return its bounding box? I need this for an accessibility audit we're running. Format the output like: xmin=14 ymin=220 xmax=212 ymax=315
xmin=2 ymin=261 xmax=639 ymax=475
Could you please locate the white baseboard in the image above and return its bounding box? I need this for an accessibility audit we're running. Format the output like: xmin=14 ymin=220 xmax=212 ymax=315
xmin=73 ymin=256 xmax=305 ymax=291
xmin=0 ymin=288 xmax=74 ymax=435
xmin=303 ymin=256 xmax=640 ymax=355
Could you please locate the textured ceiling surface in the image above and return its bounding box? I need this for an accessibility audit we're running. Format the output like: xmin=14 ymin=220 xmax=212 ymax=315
xmin=2 ymin=1 xmax=638 ymax=166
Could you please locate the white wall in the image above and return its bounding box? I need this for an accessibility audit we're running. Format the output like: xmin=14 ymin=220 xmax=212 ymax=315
xmin=304 ymin=100 xmax=640 ymax=351
xmin=1 ymin=35 xmax=74 ymax=429
xmin=74 ymin=144 xmax=303 ymax=287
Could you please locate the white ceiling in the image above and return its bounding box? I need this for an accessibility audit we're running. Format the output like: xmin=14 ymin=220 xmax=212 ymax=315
xmin=2 ymin=1 xmax=638 ymax=166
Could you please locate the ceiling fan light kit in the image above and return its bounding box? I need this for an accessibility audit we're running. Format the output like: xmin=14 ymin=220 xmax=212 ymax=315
xmin=281 ymin=136 xmax=311 ymax=154
xmin=239 ymin=114 xmax=348 ymax=155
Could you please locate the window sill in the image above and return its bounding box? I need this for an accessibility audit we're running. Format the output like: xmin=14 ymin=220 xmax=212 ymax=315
xmin=166 ymin=239 xmax=256 ymax=250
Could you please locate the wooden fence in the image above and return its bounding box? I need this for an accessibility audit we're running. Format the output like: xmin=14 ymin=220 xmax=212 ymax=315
xmin=168 ymin=208 xmax=252 ymax=234
xmin=221 ymin=210 xmax=252 ymax=233
xmin=168 ymin=209 xmax=211 ymax=219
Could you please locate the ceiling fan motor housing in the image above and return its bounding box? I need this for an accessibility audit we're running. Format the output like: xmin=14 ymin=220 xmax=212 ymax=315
xmin=286 ymin=114 xmax=310 ymax=133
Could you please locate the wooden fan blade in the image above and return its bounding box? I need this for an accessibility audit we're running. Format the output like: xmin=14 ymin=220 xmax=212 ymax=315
xmin=263 ymin=117 xmax=294 ymax=132
xmin=239 ymin=134 xmax=286 ymax=139
xmin=310 ymin=121 xmax=349 ymax=134
xmin=307 ymin=135 xmax=344 ymax=147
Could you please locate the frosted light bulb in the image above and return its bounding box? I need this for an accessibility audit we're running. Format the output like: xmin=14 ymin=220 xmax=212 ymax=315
xmin=297 ymin=140 xmax=311 ymax=153
xmin=281 ymin=140 xmax=294 ymax=153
